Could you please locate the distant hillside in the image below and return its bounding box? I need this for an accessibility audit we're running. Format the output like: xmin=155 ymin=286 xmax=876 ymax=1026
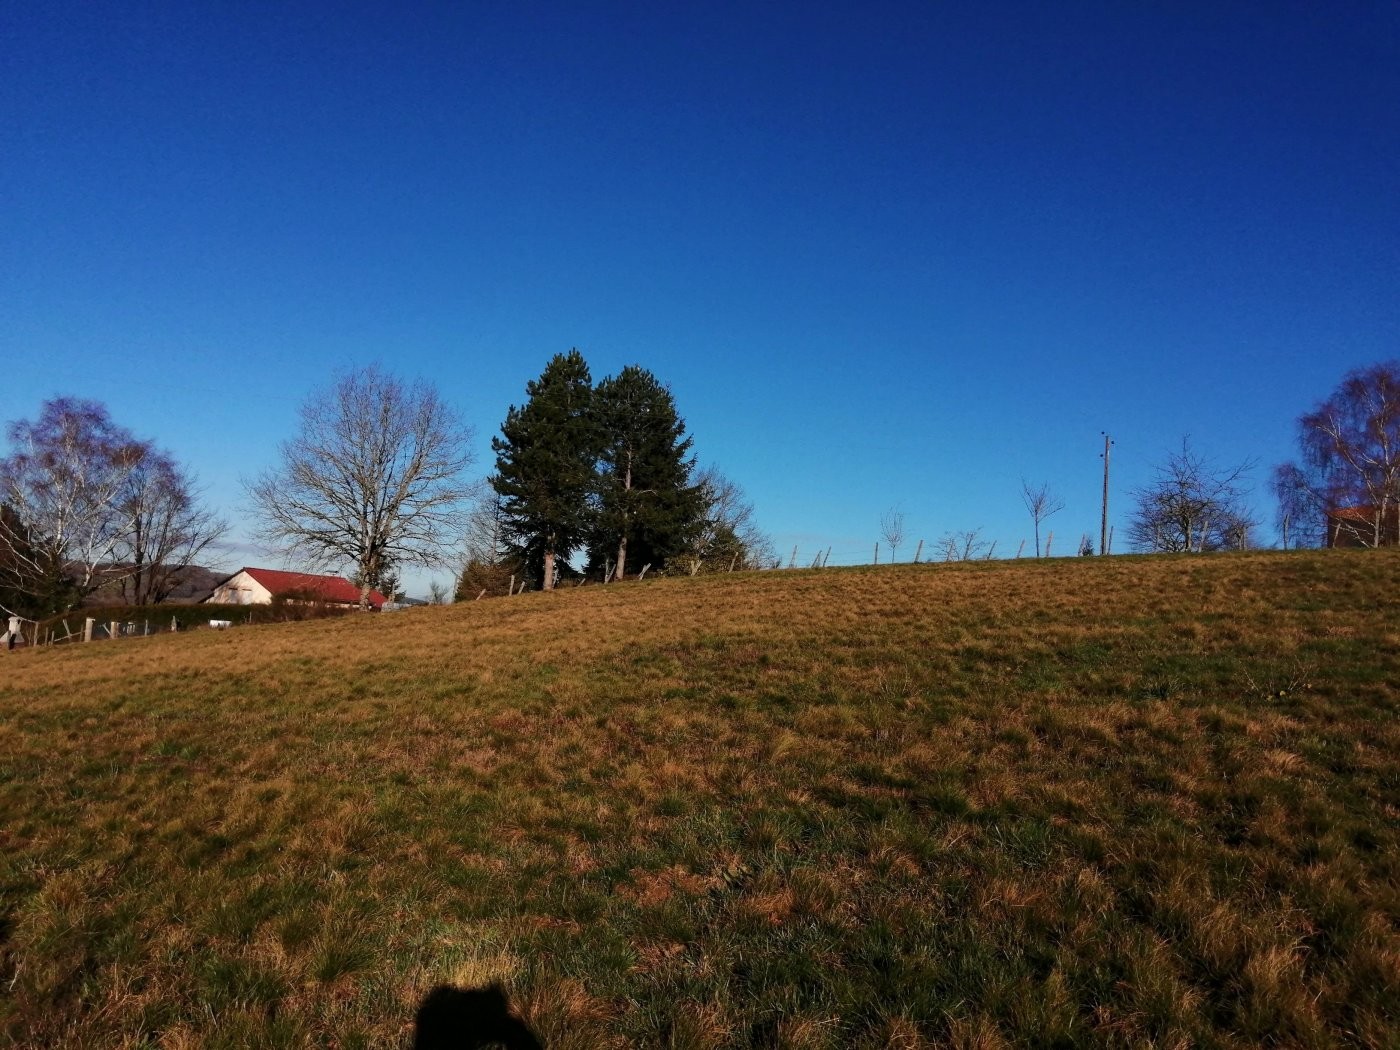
xmin=79 ymin=563 xmax=227 ymax=606
xmin=156 ymin=564 xmax=226 ymax=603
xmin=2 ymin=551 xmax=1397 ymax=1047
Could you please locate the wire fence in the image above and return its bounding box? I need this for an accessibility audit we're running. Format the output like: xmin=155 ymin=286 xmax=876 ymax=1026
xmin=770 ymin=526 xmax=1111 ymax=570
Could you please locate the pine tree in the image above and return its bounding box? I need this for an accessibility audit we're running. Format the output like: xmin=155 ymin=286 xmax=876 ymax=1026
xmin=588 ymin=366 xmax=702 ymax=579
xmin=491 ymin=351 xmax=597 ymax=590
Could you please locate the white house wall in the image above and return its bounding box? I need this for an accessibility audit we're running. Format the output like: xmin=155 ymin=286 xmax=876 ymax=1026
xmin=207 ymin=572 xmax=273 ymax=605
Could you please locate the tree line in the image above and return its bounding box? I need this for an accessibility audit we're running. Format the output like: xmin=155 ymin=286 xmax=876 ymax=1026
xmin=1119 ymin=360 xmax=1400 ymax=554
xmin=483 ymin=349 xmax=770 ymax=593
xmin=995 ymin=361 xmax=1397 ymax=557
xmin=0 ymin=355 xmax=772 ymax=616
xmin=3 ymin=356 xmax=1395 ymax=619
xmin=0 ymin=398 xmax=227 ymax=619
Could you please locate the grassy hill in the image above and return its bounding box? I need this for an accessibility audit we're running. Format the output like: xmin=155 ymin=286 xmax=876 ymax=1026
xmin=1 ymin=551 xmax=1397 ymax=1048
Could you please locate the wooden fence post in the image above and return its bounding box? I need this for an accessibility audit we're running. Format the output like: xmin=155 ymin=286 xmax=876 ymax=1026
xmin=913 ymin=539 xmax=923 ymax=564
xmin=873 ymin=542 xmax=879 ymax=565
xmin=1016 ymin=539 xmax=1025 ymax=559
xmin=1045 ymin=531 xmax=1053 ymax=557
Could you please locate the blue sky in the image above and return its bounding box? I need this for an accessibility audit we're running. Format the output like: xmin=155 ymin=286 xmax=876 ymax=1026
xmin=4 ymin=2 xmax=1398 ymax=593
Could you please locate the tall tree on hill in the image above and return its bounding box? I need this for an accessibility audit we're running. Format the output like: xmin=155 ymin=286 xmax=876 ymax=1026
xmin=588 ymin=366 xmax=702 ymax=580
xmin=492 ymin=350 xmax=597 ymax=591
xmin=248 ymin=365 xmax=476 ymax=609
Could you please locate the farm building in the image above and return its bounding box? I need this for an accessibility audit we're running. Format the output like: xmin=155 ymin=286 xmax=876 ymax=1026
xmin=1326 ymin=505 xmax=1400 ymax=548
xmin=206 ymin=567 xmax=387 ymax=610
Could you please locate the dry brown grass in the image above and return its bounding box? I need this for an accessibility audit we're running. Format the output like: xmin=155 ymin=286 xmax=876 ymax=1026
xmin=1 ymin=549 xmax=1397 ymax=1047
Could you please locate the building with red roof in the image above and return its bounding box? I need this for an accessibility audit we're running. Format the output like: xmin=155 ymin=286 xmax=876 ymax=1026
xmin=1326 ymin=505 xmax=1399 ymax=548
xmin=206 ymin=567 xmax=387 ymax=609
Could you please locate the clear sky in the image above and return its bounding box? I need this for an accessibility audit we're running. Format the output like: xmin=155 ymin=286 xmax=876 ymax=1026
xmin=4 ymin=2 xmax=1398 ymax=593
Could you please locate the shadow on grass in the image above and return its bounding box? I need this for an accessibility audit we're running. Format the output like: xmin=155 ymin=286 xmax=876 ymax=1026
xmin=413 ymin=983 xmax=543 ymax=1049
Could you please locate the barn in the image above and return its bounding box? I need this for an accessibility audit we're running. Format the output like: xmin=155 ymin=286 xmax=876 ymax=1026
xmin=205 ymin=567 xmax=387 ymax=610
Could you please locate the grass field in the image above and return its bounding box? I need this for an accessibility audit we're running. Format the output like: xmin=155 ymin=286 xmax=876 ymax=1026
xmin=1 ymin=551 xmax=1397 ymax=1048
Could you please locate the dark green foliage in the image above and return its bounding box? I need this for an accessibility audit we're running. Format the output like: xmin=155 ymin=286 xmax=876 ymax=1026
xmin=455 ymin=556 xmax=523 ymax=600
xmin=0 ymin=504 xmax=78 ymax=619
xmin=490 ymin=355 xmax=751 ymax=585
xmin=491 ymin=351 xmax=597 ymax=590
xmin=587 ymin=366 xmax=703 ymax=579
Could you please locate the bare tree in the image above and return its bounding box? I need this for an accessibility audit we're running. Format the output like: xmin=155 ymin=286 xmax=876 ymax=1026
xmin=247 ymin=366 xmax=477 ymax=609
xmin=879 ymin=507 xmax=906 ymax=563
xmin=679 ymin=465 xmax=774 ymax=575
xmin=1271 ymin=463 xmax=1322 ymax=550
xmin=455 ymin=492 xmax=521 ymax=599
xmin=1127 ymin=437 xmax=1255 ymax=553
xmin=114 ymin=452 xmax=227 ymax=605
xmin=936 ymin=527 xmax=989 ymax=562
xmin=1 ymin=398 xmax=145 ymax=614
xmin=1276 ymin=360 xmax=1400 ymax=547
xmin=461 ymin=492 xmax=510 ymax=566
xmin=1216 ymin=508 xmax=1258 ymax=551
xmin=1020 ymin=479 xmax=1064 ymax=558
xmin=427 ymin=580 xmax=451 ymax=605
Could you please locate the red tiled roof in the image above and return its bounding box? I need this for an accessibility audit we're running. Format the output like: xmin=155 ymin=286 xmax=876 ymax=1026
xmin=1328 ymin=505 xmax=1396 ymax=522
xmin=240 ymin=567 xmax=386 ymax=608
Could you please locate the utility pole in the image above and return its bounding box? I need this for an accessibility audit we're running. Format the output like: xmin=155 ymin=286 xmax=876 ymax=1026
xmin=1100 ymin=433 xmax=1113 ymax=556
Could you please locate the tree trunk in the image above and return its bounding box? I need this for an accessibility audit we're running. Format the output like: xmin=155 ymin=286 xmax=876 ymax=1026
xmin=615 ymin=450 xmax=632 ymax=581
xmin=543 ymin=550 xmax=555 ymax=591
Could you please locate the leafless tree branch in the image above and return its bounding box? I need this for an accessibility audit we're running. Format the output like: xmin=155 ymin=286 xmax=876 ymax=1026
xmin=246 ymin=366 xmax=477 ymax=608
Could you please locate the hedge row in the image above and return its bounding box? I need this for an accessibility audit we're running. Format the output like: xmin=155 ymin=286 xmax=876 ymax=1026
xmin=37 ymin=601 xmax=359 ymax=638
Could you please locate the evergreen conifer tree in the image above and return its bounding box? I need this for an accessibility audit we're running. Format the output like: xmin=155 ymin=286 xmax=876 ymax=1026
xmin=491 ymin=351 xmax=597 ymax=590
xmin=588 ymin=366 xmax=702 ymax=579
